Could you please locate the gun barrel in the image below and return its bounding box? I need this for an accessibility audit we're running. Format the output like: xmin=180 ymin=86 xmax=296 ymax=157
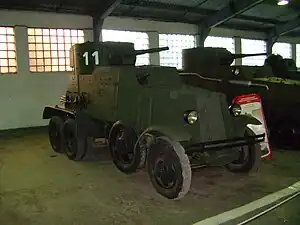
xmin=232 ymin=53 xmax=268 ymax=59
xmin=228 ymin=80 xmax=269 ymax=90
xmin=134 ymin=46 xmax=169 ymax=55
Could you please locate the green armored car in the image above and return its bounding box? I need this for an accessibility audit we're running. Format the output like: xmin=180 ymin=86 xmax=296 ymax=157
xmin=43 ymin=41 xmax=265 ymax=200
xmin=180 ymin=46 xmax=300 ymax=149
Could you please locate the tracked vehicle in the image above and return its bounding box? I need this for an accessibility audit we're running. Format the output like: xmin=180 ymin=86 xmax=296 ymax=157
xmin=43 ymin=41 xmax=265 ymax=200
xmin=181 ymin=47 xmax=300 ymax=149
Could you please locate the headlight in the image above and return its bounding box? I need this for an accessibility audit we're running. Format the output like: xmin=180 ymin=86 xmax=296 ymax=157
xmin=229 ymin=104 xmax=242 ymax=116
xmin=232 ymin=68 xmax=240 ymax=76
xmin=184 ymin=110 xmax=198 ymax=125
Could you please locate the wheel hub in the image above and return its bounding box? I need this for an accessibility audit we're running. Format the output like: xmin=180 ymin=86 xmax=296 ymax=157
xmin=153 ymin=156 xmax=177 ymax=189
xmin=65 ymin=131 xmax=76 ymax=154
xmin=114 ymin=131 xmax=134 ymax=164
xmin=49 ymin=124 xmax=60 ymax=148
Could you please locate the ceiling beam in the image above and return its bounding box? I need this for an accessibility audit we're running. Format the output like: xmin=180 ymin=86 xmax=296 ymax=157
xmin=121 ymin=0 xmax=212 ymax=15
xmin=266 ymin=14 xmax=300 ymax=54
xmin=0 ymin=0 xmax=121 ymax=17
xmin=111 ymin=8 xmax=200 ymax=24
xmin=268 ymin=14 xmax=300 ymax=37
xmin=91 ymin=0 xmax=121 ymax=41
xmin=200 ymin=0 xmax=265 ymax=28
xmin=98 ymin=0 xmax=122 ymax=19
xmin=120 ymin=0 xmax=279 ymax=25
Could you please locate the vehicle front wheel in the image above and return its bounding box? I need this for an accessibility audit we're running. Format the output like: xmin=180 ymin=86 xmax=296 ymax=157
xmin=62 ymin=119 xmax=87 ymax=161
xmin=48 ymin=116 xmax=64 ymax=153
xmin=226 ymin=129 xmax=261 ymax=173
xmin=147 ymin=136 xmax=192 ymax=200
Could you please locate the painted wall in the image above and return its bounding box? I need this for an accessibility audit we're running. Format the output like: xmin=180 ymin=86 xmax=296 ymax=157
xmin=0 ymin=10 xmax=299 ymax=130
xmin=0 ymin=11 xmax=93 ymax=130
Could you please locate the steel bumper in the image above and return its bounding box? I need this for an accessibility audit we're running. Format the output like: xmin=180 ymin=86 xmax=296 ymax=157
xmin=185 ymin=133 xmax=265 ymax=153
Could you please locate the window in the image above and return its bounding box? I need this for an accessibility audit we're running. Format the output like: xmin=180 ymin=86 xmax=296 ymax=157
xmin=297 ymin=44 xmax=300 ymax=68
xmin=28 ymin=28 xmax=85 ymax=72
xmin=241 ymin=39 xmax=267 ymax=66
xmin=205 ymin=36 xmax=235 ymax=53
xmin=102 ymin=30 xmax=149 ymax=66
xmin=272 ymin=42 xmax=292 ymax=59
xmin=159 ymin=34 xmax=196 ymax=69
xmin=0 ymin=27 xmax=17 ymax=74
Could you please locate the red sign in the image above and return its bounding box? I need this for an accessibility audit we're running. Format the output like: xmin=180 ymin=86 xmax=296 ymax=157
xmin=234 ymin=93 xmax=272 ymax=159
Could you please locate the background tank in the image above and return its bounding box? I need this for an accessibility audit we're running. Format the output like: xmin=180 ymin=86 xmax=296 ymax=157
xmin=182 ymin=47 xmax=268 ymax=80
xmin=181 ymin=47 xmax=300 ymax=149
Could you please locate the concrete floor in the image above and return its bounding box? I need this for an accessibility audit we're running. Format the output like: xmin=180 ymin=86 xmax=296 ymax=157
xmin=0 ymin=131 xmax=299 ymax=225
xmin=249 ymin=195 xmax=300 ymax=225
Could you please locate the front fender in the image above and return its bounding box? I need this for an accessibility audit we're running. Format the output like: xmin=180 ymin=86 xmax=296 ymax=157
xmin=42 ymin=106 xmax=75 ymax=119
xmin=234 ymin=115 xmax=262 ymax=126
xmin=232 ymin=115 xmax=262 ymax=135
xmin=141 ymin=125 xmax=192 ymax=142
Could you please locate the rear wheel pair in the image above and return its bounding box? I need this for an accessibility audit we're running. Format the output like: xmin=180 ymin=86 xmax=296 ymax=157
xmin=108 ymin=123 xmax=191 ymax=200
xmin=48 ymin=116 xmax=86 ymax=160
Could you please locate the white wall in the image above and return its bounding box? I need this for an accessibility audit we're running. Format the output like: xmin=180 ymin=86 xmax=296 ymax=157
xmin=0 ymin=10 xmax=299 ymax=130
xmin=0 ymin=10 xmax=93 ymax=130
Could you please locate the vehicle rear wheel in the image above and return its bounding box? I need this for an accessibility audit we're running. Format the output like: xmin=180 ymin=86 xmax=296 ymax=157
xmin=48 ymin=116 xmax=64 ymax=153
xmin=62 ymin=119 xmax=87 ymax=161
xmin=108 ymin=123 xmax=142 ymax=174
xmin=147 ymin=136 xmax=191 ymax=200
xmin=226 ymin=129 xmax=261 ymax=173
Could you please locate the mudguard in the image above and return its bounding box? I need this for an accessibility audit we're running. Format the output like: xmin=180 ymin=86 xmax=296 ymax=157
xmin=141 ymin=125 xmax=192 ymax=142
xmin=42 ymin=106 xmax=75 ymax=119
xmin=134 ymin=125 xmax=192 ymax=169
xmin=233 ymin=114 xmax=262 ymax=135
xmin=234 ymin=114 xmax=261 ymax=125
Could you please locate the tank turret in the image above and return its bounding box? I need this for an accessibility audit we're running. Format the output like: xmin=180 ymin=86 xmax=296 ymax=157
xmin=264 ymin=54 xmax=300 ymax=79
xmin=181 ymin=47 xmax=267 ymax=80
xmin=182 ymin=47 xmax=266 ymax=69
xmin=70 ymin=41 xmax=169 ymax=75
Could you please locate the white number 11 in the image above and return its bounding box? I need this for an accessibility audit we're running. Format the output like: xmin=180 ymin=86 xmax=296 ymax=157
xmin=83 ymin=51 xmax=99 ymax=66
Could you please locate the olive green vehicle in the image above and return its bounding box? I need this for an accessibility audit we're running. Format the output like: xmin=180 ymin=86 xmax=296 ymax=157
xmin=42 ymin=41 xmax=265 ymax=200
xmin=181 ymin=47 xmax=300 ymax=149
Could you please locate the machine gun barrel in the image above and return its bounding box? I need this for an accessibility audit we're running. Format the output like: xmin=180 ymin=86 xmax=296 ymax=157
xmin=228 ymin=80 xmax=269 ymax=90
xmin=231 ymin=53 xmax=268 ymax=59
xmin=133 ymin=47 xmax=169 ymax=56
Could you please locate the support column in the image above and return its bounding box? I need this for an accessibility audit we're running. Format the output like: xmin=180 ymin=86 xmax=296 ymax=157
xmin=147 ymin=31 xmax=160 ymax=65
xmin=234 ymin=36 xmax=242 ymax=65
xmin=291 ymin=43 xmax=297 ymax=61
xmin=14 ymin=26 xmax=29 ymax=74
xmin=266 ymin=36 xmax=277 ymax=55
xmin=196 ymin=25 xmax=211 ymax=47
xmin=93 ymin=17 xmax=104 ymax=42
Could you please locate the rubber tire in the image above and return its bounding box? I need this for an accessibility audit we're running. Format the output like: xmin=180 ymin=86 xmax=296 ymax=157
xmin=134 ymin=132 xmax=155 ymax=170
xmin=226 ymin=129 xmax=261 ymax=173
xmin=48 ymin=116 xmax=64 ymax=153
xmin=108 ymin=123 xmax=142 ymax=174
xmin=62 ymin=119 xmax=87 ymax=161
xmin=147 ymin=136 xmax=192 ymax=200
